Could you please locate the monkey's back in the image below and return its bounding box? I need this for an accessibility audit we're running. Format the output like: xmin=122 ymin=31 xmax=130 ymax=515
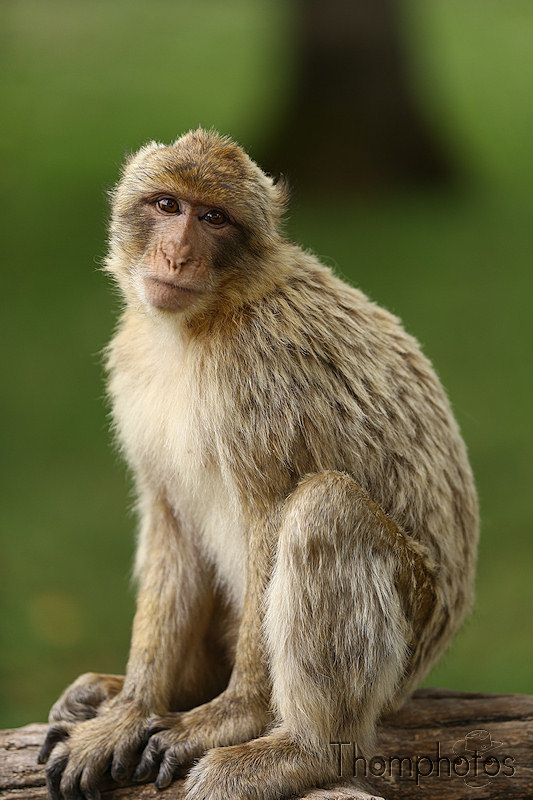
xmin=196 ymin=246 xmax=478 ymax=622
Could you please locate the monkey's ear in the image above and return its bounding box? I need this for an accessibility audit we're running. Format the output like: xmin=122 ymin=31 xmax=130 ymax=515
xmin=272 ymin=175 xmax=290 ymax=220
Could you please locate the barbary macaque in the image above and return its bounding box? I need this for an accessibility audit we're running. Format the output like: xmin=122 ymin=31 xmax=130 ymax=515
xmin=39 ymin=129 xmax=478 ymax=800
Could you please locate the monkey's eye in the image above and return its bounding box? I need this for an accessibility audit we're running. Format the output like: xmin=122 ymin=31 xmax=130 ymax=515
xmin=156 ymin=197 xmax=180 ymax=214
xmin=201 ymin=209 xmax=228 ymax=227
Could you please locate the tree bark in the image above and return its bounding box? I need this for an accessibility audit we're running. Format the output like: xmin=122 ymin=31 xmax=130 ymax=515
xmin=1 ymin=689 xmax=532 ymax=799
xmin=260 ymin=0 xmax=452 ymax=195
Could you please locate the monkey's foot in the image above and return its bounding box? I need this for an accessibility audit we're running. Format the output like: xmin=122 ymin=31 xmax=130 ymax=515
xmin=38 ymin=704 xmax=147 ymax=799
xmin=134 ymin=691 xmax=269 ymax=790
xmin=48 ymin=672 xmax=124 ymax=724
xmin=183 ymin=726 xmax=338 ymax=800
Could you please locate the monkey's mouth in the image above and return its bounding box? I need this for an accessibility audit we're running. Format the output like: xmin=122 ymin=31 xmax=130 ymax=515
xmin=143 ymin=277 xmax=202 ymax=311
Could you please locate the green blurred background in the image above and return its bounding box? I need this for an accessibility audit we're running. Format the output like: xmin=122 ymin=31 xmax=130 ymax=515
xmin=1 ymin=0 xmax=532 ymax=728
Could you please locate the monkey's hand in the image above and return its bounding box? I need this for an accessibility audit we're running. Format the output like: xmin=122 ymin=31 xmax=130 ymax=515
xmin=48 ymin=673 xmax=124 ymax=724
xmin=133 ymin=691 xmax=269 ymax=790
xmin=38 ymin=702 xmax=148 ymax=800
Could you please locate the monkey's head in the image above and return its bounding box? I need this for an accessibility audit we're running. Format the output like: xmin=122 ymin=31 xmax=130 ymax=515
xmin=106 ymin=128 xmax=288 ymax=317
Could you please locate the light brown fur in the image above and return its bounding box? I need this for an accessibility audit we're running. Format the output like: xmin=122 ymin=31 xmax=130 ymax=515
xmin=39 ymin=129 xmax=478 ymax=800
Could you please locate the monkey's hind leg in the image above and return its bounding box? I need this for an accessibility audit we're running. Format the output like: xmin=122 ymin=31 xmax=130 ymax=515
xmin=185 ymin=471 xmax=435 ymax=800
xmin=48 ymin=672 xmax=124 ymax=723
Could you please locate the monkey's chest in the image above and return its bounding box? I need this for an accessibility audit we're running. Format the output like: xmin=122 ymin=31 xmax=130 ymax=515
xmin=167 ymin=460 xmax=248 ymax=611
xmin=111 ymin=355 xmax=248 ymax=610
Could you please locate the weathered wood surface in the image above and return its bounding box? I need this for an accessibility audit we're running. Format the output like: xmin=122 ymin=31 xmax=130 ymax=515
xmin=1 ymin=688 xmax=532 ymax=799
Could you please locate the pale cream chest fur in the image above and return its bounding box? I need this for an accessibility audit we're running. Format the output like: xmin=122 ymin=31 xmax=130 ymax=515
xmin=107 ymin=313 xmax=248 ymax=609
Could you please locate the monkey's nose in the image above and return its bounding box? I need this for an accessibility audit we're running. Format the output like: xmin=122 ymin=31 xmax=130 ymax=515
xmin=161 ymin=246 xmax=193 ymax=272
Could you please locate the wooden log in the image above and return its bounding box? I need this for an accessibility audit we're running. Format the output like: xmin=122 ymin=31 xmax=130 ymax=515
xmin=1 ymin=688 xmax=532 ymax=799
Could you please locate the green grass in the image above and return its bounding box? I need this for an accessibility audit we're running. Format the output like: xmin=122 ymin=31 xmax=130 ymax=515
xmin=1 ymin=0 xmax=532 ymax=727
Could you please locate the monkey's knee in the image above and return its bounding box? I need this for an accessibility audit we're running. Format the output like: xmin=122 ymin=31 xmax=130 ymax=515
xmin=291 ymin=469 xmax=360 ymax=505
xmin=279 ymin=470 xmax=382 ymax=551
xmin=49 ymin=672 xmax=124 ymax=723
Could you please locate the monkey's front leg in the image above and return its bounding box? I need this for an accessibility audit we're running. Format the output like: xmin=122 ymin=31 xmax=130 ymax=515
xmin=134 ymin=527 xmax=273 ymax=790
xmin=38 ymin=495 xmax=211 ymax=800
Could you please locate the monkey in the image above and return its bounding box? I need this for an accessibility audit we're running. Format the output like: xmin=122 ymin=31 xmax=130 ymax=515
xmin=38 ymin=128 xmax=478 ymax=800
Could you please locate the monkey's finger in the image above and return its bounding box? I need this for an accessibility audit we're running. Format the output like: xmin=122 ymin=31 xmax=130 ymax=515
xmin=132 ymin=738 xmax=163 ymax=782
xmin=154 ymin=750 xmax=180 ymax=790
xmin=38 ymin=723 xmax=71 ymax=764
xmin=111 ymin=741 xmax=138 ymax=784
xmin=45 ymin=753 xmax=69 ymax=800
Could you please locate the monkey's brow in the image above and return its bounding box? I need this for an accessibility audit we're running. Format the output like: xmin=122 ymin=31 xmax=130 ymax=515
xmin=142 ymin=189 xmax=227 ymax=209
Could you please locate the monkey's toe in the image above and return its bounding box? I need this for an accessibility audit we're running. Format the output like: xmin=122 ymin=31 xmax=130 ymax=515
xmin=132 ymin=736 xmax=163 ymax=782
xmin=44 ymin=748 xmax=69 ymax=800
xmin=38 ymin=722 xmax=71 ymax=764
xmin=134 ymin=730 xmax=193 ymax=787
xmin=43 ymin=738 xmax=109 ymax=800
xmin=48 ymin=673 xmax=125 ymax=725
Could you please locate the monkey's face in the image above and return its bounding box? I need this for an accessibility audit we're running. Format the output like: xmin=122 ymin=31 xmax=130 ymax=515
xmin=136 ymin=193 xmax=236 ymax=313
xmin=106 ymin=129 xmax=288 ymax=316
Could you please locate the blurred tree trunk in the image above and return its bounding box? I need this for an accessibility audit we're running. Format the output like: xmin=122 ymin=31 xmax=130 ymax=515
xmin=261 ymin=0 xmax=452 ymax=194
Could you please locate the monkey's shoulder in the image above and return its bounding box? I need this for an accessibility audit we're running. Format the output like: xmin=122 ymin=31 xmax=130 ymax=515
xmin=224 ymin=257 xmax=438 ymax=396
